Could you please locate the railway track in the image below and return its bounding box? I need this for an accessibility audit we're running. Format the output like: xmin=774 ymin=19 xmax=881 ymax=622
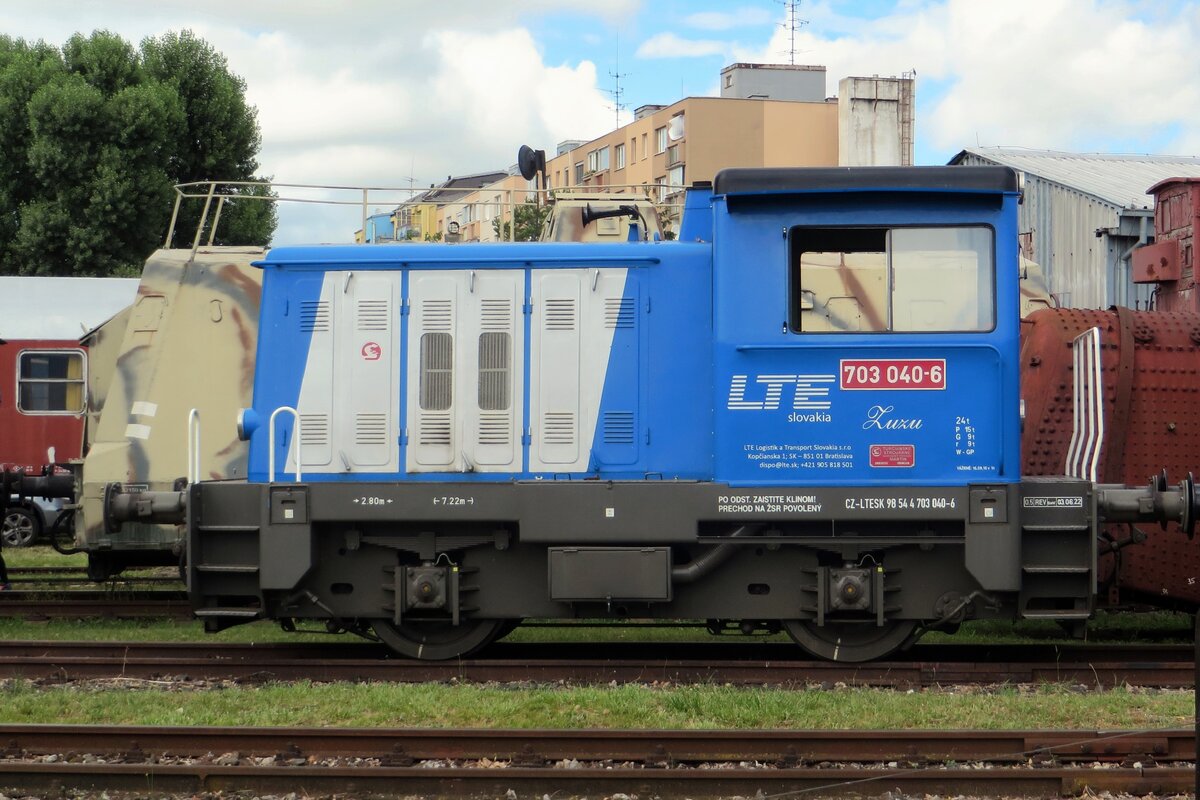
xmin=0 ymin=590 xmax=190 ymax=619
xmin=0 ymin=724 xmax=1189 ymax=798
xmin=0 ymin=640 xmax=1191 ymax=686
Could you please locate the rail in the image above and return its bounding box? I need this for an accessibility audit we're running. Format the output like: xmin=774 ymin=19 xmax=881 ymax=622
xmin=166 ymin=180 xmax=688 ymax=251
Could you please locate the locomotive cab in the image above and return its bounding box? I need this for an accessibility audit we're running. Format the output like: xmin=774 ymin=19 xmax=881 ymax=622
xmin=701 ymin=167 xmax=1024 ymax=658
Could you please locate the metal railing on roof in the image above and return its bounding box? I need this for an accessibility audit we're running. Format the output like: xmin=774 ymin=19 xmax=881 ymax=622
xmin=166 ymin=180 xmax=689 ymax=251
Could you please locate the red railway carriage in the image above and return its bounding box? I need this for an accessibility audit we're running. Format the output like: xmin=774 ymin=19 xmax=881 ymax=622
xmin=0 ymin=338 xmax=86 ymax=545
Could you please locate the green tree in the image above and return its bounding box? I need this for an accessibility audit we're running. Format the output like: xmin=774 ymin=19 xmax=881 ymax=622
xmin=0 ymin=29 xmax=274 ymax=276
xmin=141 ymin=30 xmax=274 ymax=248
xmin=492 ymin=202 xmax=550 ymax=242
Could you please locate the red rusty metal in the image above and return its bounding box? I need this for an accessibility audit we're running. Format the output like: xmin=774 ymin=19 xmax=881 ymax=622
xmin=1144 ymin=177 xmax=1200 ymax=313
xmin=1021 ymin=306 xmax=1200 ymax=606
xmin=1132 ymin=239 xmax=1181 ymax=283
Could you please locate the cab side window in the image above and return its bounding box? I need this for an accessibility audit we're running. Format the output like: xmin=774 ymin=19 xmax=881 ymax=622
xmin=790 ymin=226 xmax=994 ymax=333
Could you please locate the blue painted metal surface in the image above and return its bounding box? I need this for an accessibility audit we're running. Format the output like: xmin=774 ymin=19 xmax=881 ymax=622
xmin=243 ymin=169 xmax=1020 ymax=489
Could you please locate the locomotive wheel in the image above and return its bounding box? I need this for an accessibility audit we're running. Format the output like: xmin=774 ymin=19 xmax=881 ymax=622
xmin=783 ymin=619 xmax=919 ymax=662
xmin=372 ymin=619 xmax=507 ymax=660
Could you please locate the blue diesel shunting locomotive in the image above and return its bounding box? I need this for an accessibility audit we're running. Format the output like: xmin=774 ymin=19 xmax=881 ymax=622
xmin=156 ymin=167 xmax=1196 ymax=661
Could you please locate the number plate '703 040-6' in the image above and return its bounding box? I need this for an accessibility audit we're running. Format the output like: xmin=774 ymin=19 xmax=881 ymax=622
xmin=840 ymin=359 xmax=946 ymax=390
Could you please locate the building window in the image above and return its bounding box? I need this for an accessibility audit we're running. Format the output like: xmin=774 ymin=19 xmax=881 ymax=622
xmin=667 ymin=165 xmax=684 ymax=189
xmin=615 ymin=143 xmax=626 ymax=170
xmin=574 ymin=162 xmax=584 ymax=185
xmin=789 ymin=226 xmax=995 ymax=334
xmin=666 ymin=144 xmax=680 ymax=165
xmin=724 ymin=73 xmax=732 ymax=89
xmin=655 ymin=127 xmax=667 ymax=154
xmin=586 ymin=147 xmax=610 ymax=173
xmin=668 ymin=113 xmax=685 ymax=141
xmin=17 ymin=350 xmax=85 ymax=414
xmin=629 ymin=137 xmax=636 ymax=162
xmin=641 ymin=133 xmax=648 ymax=159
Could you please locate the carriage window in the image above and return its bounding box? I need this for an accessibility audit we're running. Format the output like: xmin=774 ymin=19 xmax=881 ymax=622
xmin=18 ymin=350 xmax=85 ymax=414
xmin=790 ymin=226 xmax=993 ymax=333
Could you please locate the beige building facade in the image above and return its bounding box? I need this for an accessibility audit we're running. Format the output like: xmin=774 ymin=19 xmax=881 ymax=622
xmin=380 ymin=66 xmax=913 ymax=242
xmin=543 ymin=95 xmax=839 ymax=205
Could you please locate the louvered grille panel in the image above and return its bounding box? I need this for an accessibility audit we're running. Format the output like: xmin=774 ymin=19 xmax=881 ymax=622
xmin=300 ymin=301 xmax=331 ymax=332
xmin=478 ymin=412 xmax=510 ymax=445
xmin=423 ymin=299 xmax=453 ymax=332
xmin=420 ymin=332 xmax=453 ymax=410
xmin=478 ymin=332 xmax=511 ymax=411
xmin=480 ymin=299 xmax=512 ymax=331
xmin=543 ymin=411 xmax=576 ymax=445
xmin=299 ymin=414 xmax=330 ymax=446
xmin=604 ymin=297 xmax=636 ymax=329
xmin=603 ymin=411 xmax=635 ymax=444
xmin=355 ymin=413 xmax=388 ymax=445
xmin=357 ymin=299 xmax=389 ymax=331
xmin=544 ymin=299 xmax=577 ymax=331
xmin=419 ymin=412 xmax=452 ymax=445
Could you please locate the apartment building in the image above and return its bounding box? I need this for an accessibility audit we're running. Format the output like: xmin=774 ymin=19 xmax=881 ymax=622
xmin=364 ymin=65 xmax=914 ymax=242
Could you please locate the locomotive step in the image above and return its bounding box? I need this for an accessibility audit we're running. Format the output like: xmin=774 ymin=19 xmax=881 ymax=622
xmin=1019 ymin=610 xmax=1092 ymax=620
xmin=194 ymin=564 xmax=260 ymax=573
xmin=194 ymin=525 xmax=261 ymax=533
xmin=1021 ymin=565 xmax=1092 ymax=574
xmin=193 ymin=607 xmax=263 ymax=618
xmin=1021 ymin=524 xmax=1092 ymax=532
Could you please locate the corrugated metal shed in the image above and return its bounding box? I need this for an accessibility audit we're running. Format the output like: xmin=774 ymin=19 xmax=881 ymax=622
xmin=950 ymin=147 xmax=1200 ymax=309
xmin=0 ymin=277 xmax=139 ymax=340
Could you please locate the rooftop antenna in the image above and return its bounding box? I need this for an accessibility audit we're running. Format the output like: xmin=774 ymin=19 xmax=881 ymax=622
xmin=606 ymin=36 xmax=629 ymax=129
xmin=776 ymin=0 xmax=807 ymax=65
xmin=401 ymin=157 xmax=419 ymax=200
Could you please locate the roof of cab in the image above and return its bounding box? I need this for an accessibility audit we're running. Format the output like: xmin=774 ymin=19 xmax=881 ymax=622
xmin=713 ymin=166 xmax=1019 ymax=196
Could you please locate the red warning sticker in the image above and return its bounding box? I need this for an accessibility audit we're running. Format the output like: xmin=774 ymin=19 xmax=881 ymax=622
xmin=869 ymin=444 xmax=915 ymax=468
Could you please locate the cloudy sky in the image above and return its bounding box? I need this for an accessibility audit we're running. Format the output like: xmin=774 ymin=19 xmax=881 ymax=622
xmin=5 ymin=0 xmax=1199 ymax=244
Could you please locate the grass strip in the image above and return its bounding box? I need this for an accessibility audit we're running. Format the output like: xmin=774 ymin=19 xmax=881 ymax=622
xmin=0 ymin=681 xmax=1188 ymax=730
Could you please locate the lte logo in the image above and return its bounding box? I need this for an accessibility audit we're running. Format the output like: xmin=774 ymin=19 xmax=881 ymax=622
xmin=726 ymin=374 xmax=835 ymax=410
xmin=361 ymin=342 xmax=382 ymax=361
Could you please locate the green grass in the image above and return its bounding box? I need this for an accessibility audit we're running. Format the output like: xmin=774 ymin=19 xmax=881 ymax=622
xmin=2 ymin=546 xmax=87 ymax=568
xmin=0 ymin=546 xmax=1191 ymax=734
xmin=0 ymin=681 xmax=1188 ymax=730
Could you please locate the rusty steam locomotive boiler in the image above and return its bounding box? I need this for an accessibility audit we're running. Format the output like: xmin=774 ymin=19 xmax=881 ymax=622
xmin=1021 ymin=305 xmax=1200 ymax=607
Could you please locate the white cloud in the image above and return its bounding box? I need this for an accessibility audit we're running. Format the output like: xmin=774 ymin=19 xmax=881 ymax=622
xmin=684 ymin=8 xmax=776 ymax=30
xmin=636 ymin=33 xmax=728 ymax=59
xmin=0 ymin=1 xmax=626 ymax=244
xmin=740 ymin=0 xmax=1200 ymax=161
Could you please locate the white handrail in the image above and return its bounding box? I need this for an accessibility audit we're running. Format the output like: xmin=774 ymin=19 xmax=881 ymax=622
xmin=187 ymin=408 xmax=201 ymax=484
xmin=1065 ymin=327 xmax=1104 ymax=482
xmin=268 ymin=406 xmax=303 ymax=483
